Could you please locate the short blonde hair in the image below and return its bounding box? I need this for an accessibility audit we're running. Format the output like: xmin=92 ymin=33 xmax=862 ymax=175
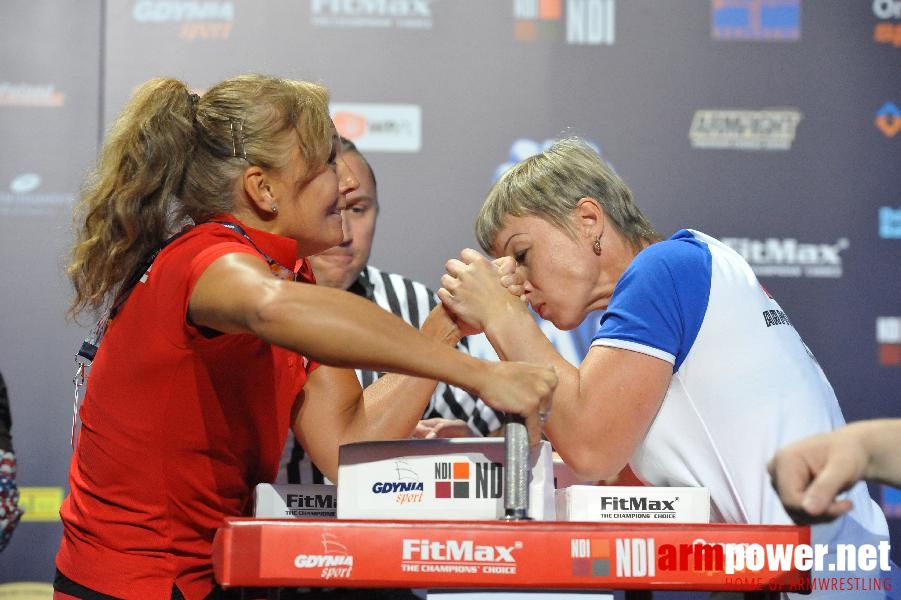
xmin=475 ymin=137 xmax=659 ymax=254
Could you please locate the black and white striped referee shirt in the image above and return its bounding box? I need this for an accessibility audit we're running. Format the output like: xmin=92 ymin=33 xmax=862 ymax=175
xmin=280 ymin=265 xmax=503 ymax=485
xmin=349 ymin=265 xmax=503 ymax=436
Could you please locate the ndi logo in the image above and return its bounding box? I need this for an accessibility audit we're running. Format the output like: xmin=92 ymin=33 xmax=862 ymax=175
xmin=434 ymin=460 xmax=502 ymax=499
xmin=513 ymin=0 xmax=615 ymax=45
xmin=571 ymin=538 xmax=612 ymax=577
xmin=571 ymin=538 xmax=723 ymax=577
xmin=879 ymin=207 xmax=901 ymax=238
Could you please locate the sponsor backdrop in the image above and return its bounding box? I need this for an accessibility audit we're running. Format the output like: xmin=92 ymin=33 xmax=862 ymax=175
xmin=1 ymin=0 xmax=899 ymax=594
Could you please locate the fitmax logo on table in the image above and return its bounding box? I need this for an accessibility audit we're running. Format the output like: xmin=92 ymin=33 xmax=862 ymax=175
xmin=401 ymin=538 xmax=522 ymax=575
xmin=597 ymin=495 xmax=681 ymax=520
xmin=284 ymin=492 xmax=337 ymax=517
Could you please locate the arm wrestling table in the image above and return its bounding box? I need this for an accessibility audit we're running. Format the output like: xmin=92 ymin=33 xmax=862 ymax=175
xmin=212 ymin=517 xmax=810 ymax=599
xmin=213 ymin=419 xmax=809 ymax=599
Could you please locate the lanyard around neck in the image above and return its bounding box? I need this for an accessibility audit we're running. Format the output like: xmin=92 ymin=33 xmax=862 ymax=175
xmin=213 ymin=221 xmax=299 ymax=282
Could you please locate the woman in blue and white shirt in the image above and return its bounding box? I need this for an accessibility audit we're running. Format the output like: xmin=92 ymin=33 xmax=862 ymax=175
xmin=439 ymin=137 xmax=895 ymax=599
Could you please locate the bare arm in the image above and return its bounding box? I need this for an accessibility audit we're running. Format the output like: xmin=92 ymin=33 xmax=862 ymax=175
xmin=413 ymin=418 xmax=481 ymax=439
xmin=768 ymin=419 xmax=901 ymax=522
xmin=350 ymin=302 xmax=471 ymax=432
xmin=189 ymin=253 xmax=556 ymax=428
xmin=292 ymin=364 xmax=437 ymax=482
xmin=477 ymin=310 xmax=670 ymax=481
xmin=439 ymin=249 xmax=671 ymax=481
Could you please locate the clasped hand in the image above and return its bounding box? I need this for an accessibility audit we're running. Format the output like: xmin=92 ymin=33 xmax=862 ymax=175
xmin=437 ymin=248 xmax=526 ymax=336
xmin=438 ymin=249 xmax=553 ymax=444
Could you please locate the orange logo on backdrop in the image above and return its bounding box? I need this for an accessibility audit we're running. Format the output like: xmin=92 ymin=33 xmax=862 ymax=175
xmin=873 ymin=22 xmax=901 ymax=47
xmin=875 ymin=103 xmax=901 ymax=137
xmin=876 ymin=114 xmax=901 ymax=137
xmin=333 ymin=112 xmax=367 ymax=140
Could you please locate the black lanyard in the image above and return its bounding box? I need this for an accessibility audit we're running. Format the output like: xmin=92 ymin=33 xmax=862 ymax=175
xmin=212 ymin=221 xmax=299 ymax=282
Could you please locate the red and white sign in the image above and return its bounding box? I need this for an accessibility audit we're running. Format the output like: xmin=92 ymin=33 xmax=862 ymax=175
xmin=212 ymin=518 xmax=810 ymax=591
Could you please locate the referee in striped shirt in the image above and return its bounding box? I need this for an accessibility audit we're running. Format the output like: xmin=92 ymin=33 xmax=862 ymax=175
xmin=281 ymin=138 xmax=504 ymax=487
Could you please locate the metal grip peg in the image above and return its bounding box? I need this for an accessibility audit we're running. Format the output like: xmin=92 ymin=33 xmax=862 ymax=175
xmin=503 ymin=415 xmax=530 ymax=520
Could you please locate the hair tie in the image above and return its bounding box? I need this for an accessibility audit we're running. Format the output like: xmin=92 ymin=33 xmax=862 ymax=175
xmin=188 ymin=92 xmax=200 ymax=117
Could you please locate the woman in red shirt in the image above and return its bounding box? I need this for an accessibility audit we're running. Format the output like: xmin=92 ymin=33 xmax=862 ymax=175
xmin=56 ymin=74 xmax=556 ymax=600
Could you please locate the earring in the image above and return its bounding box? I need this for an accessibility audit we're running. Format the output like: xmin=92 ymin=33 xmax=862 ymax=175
xmin=270 ymin=204 xmax=278 ymax=214
xmin=593 ymin=237 xmax=602 ymax=256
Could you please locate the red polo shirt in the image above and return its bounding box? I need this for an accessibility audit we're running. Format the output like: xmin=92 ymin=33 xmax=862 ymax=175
xmin=57 ymin=218 xmax=316 ymax=599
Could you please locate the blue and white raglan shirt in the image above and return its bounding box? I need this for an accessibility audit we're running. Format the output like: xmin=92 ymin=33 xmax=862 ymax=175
xmin=591 ymin=230 xmax=895 ymax=598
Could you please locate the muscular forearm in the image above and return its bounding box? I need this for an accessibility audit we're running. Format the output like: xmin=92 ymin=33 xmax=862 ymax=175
xmin=483 ymin=312 xmax=613 ymax=478
xmin=192 ymin=255 xmax=489 ymax=394
xmin=252 ymin=280 xmax=494 ymax=397
xmin=195 ymin=254 xmax=555 ymax=427
xmin=484 ymin=309 xmax=671 ymax=481
xmin=333 ymin=305 xmax=469 ymax=440
xmin=296 ymin=366 xmax=440 ymax=481
xmin=481 ymin=309 xmax=574 ymax=376
xmin=352 ymin=373 xmax=439 ymax=438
